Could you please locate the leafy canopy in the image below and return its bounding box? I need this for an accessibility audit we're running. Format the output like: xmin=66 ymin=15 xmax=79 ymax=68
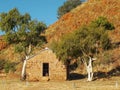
xmin=0 ymin=8 xmax=47 ymax=55
xmin=50 ymin=17 xmax=114 ymax=64
xmin=90 ymin=16 xmax=115 ymax=30
xmin=57 ymin=0 xmax=82 ymax=19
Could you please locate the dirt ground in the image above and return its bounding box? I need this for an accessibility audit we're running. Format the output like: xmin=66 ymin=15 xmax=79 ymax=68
xmin=0 ymin=76 xmax=120 ymax=90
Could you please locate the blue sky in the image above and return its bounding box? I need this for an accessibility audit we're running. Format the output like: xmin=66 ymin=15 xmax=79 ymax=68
xmin=0 ymin=0 xmax=66 ymax=35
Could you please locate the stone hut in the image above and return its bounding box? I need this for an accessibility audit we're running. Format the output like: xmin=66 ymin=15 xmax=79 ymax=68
xmin=26 ymin=48 xmax=67 ymax=81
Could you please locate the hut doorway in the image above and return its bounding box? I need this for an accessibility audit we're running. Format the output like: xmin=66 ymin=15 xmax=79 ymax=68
xmin=43 ymin=63 xmax=49 ymax=76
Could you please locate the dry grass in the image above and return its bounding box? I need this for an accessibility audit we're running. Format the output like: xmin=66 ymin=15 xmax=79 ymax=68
xmin=0 ymin=76 xmax=120 ymax=90
xmin=45 ymin=0 xmax=120 ymax=43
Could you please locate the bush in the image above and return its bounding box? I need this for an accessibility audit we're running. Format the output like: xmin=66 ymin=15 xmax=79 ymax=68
xmin=0 ymin=59 xmax=6 ymax=70
xmin=4 ymin=61 xmax=16 ymax=73
xmin=90 ymin=16 xmax=115 ymax=30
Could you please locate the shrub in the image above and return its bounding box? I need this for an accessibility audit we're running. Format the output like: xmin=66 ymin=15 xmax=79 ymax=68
xmin=0 ymin=59 xmax=6 ymax=70
xmin=4 ymin=61 xmax=16 ymax=73
xmin=90 ymin=16 xmax=115 ymax=30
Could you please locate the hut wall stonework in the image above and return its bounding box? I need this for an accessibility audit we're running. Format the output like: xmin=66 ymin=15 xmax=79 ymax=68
xmin=26 ymin=50 xmax=67 ymax=81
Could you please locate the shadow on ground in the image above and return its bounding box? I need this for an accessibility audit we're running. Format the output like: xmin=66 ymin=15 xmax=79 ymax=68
xmin=68 ymin=73 xmax=85 ymax=80
xmin=94 ymin=66 xmax=120 ymax=80
xmin=68 ymin=65 xmax=120 ymax=81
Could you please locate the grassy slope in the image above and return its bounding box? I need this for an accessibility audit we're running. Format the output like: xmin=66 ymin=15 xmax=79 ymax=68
xmin=45 ymin=0 xmax=120 ymax=43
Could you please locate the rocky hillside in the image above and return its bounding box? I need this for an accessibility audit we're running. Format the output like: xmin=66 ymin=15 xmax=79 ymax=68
xmin=45 ymin=0 xmax=120 ymax=43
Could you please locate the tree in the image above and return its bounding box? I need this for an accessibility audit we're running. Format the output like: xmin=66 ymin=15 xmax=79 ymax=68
xmin=57 ymin=0 xmax=82 ymax=19
xmin=0 ymin=8 xmax=47 ymax=80
xmin=50 ymin=17 xmax=114 ymax=81
xmin=90 ymin=16 xmax=115 ymax=30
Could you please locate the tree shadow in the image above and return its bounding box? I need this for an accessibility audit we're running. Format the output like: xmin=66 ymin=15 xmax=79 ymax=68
xmin=107 ymin=66 xmax=120 ymax=76
xmin=94 ymin=66 xmax=120 ymax=80
xmin=68 ymin=73 xmax=85 ymax=80
xmin=94 ymin=71 xmax=108 ymax=80
xmin=68 ymin=66 xmax=120 ymax=81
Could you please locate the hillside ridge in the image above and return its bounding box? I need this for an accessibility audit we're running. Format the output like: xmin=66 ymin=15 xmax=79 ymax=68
xmin=45 ymin=0 xmax=120 ymax=43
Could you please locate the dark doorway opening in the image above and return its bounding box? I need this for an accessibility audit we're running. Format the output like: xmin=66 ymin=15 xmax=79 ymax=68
xmin=43 ymin=63 xmax=49 ymax=76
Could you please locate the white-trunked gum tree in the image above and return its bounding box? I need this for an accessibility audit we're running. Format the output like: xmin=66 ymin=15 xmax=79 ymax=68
xmin=51 ymin=16 xmax=114 ymax=81
xmin=0 ymin=8 xmax=47 ymax=80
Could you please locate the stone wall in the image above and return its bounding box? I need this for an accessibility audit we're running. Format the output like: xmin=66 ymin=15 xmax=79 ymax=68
xmin=26 ymin=49 xmax=67 ymax=81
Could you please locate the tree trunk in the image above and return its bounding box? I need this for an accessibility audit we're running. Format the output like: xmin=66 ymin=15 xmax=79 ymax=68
xmin=87 ymin=57 xmax=93 ymax=81
xmin=21 ymin=44 xmax=31 ymax=80
xmin=82 ymin=57 xmax=94 ymax=81
xmin=21 ymin=56 xmax=29 ymax=80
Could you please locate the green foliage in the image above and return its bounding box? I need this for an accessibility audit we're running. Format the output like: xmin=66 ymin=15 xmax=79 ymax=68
xmin=4 ymin=61 xmax=16 ymax=73
xmin=51 ymin=33 xmax=81 ymax=63
xmin=57 ymin=0 xmax=82 ymax=19
xmin=90 ymin=16 xmax=115 ymax=30
xmin=0 ymin=8 xmax=47 ymax=56
xmin=14 ymin=44 xmax=24 ymax=53
xmin=0 ymin=59 xmax=6 ymax=70
xmin=51 ymin=17 xmax=114 ymax=64
xmin=0 ymin=59 xmax=16 ymax=73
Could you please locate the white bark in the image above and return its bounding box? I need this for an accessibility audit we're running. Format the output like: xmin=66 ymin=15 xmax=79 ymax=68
xmin=21 ymin=44 xmax=31 ymax=80
xmin=87 ymin=57 xmax=93 ymax=81
xmin=21 ymin=56 xmax=29 ymax=80
xmin=82 ymin=57 xmax=96 ymax=81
